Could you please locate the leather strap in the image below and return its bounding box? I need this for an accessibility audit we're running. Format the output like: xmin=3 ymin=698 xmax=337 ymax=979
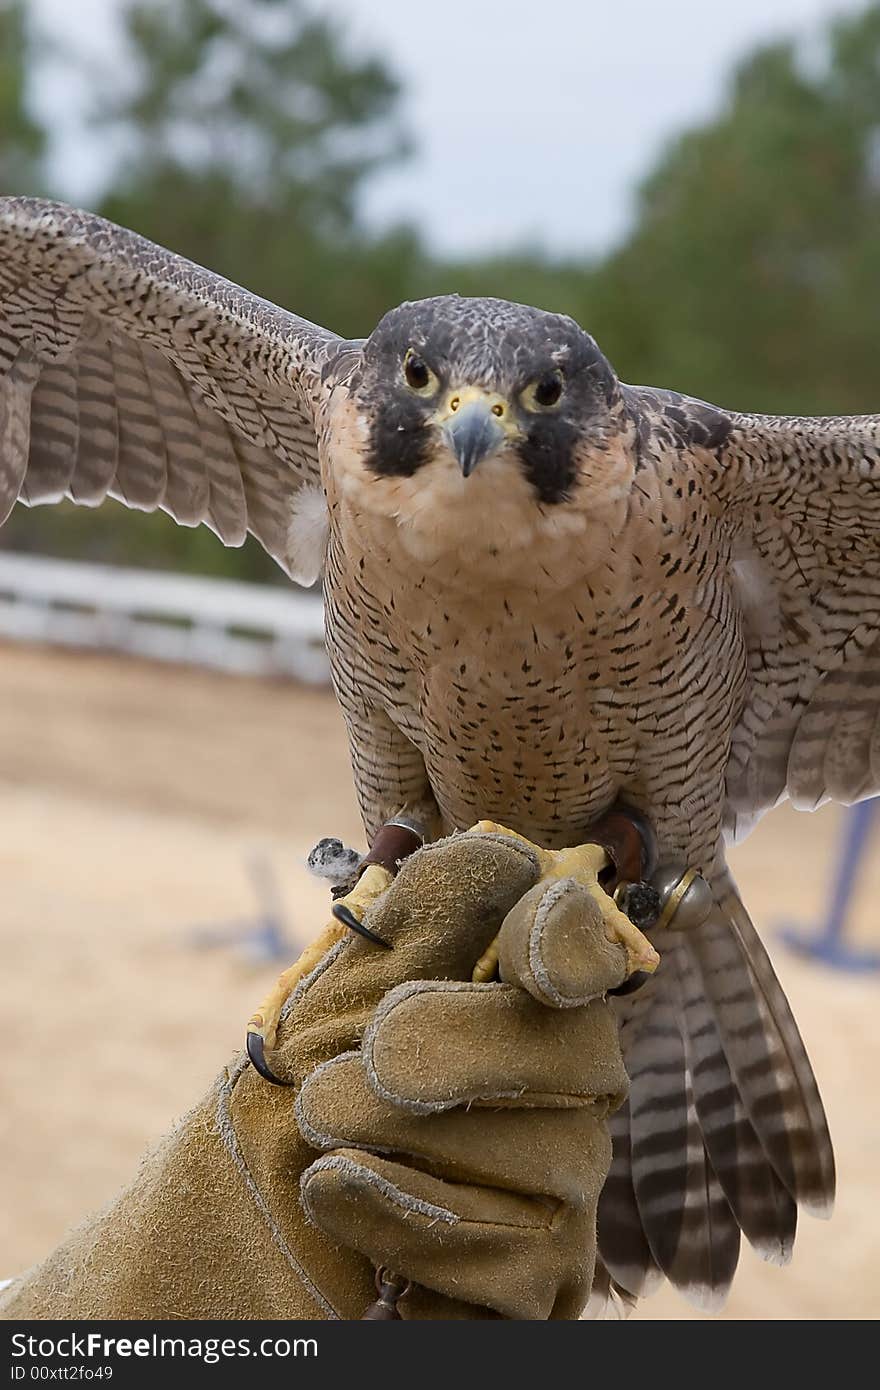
xmin=359 ymin=805 xmax=657 ymax=889
xmin=358 ymin=822 xmax=424 ymax=880
xmin=584 ymin=802 xmax=658 ymax=888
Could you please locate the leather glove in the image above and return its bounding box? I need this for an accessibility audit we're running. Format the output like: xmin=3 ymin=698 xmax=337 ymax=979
xmin=0 ymin=830 xmax=630 ymax=1321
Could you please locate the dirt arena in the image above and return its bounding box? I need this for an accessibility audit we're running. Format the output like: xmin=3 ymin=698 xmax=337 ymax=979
xmin=1 ymin=642 xmax=878 ymax=1320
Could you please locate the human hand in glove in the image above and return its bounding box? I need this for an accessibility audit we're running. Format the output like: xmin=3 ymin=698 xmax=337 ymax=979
xmin=0 ymin=829 xmax=639 ymax=1322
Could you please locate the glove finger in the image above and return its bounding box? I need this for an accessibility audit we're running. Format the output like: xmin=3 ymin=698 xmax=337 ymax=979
xmin=362 ymin=978 xmax=628 ymax=1112
xmin=288 ymin=833 xmax=540 ymax=1045
xmin=362 ymin=831 xmax=541 ymax=976
xmin=497 ymin=877 xmax=628 ymax=1005
xmin=297 ymin=1052 xmax=612 ymax=1201
xmin=300 ymin=1148 xmax=594 ymax=1320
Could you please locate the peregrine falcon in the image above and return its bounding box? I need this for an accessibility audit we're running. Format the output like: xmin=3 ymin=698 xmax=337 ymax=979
xmin=2 ymin=198 xmax=858 ymax=1312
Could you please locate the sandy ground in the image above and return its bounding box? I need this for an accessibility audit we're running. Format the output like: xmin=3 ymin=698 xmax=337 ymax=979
xmin=0 ymin=641 xmax=878 ymax=1321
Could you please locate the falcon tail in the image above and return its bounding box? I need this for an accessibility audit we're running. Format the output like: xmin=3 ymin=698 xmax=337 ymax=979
xmin=582 ymin=1255 xmax=639 ymax=1320
xmin=595 ymin=867 xmax=835 ymax=1313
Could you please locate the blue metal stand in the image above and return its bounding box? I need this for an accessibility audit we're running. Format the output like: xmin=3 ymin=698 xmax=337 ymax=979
xmin=779 ymin=799 xmax=880 ymax=972
xmin=188 ymin=853 xmax=295 ymax=963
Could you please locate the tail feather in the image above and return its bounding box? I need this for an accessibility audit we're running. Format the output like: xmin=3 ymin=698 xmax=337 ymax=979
xmin=597 ymin=987 xmax=664 ymax=1298
xmin=688 ymin=870 xmax=835 ymax=1214
xmin=599 ymin=1100 xmax=665 ymax=1297
xmin=582 ymin=1256 xmax=639 ymax=1320
xmin=596 ymin=865 xmax=833 ymax=1314
xmin=625 ymin=957 xmax=740 ymax=1306
xmin=626 ymin=982 xmax=692 ymax=1274
xmin=674 ymin=1067 xmax=741 ymax=1310
xmin=673 ymin=934 xmax=798 ymax=1264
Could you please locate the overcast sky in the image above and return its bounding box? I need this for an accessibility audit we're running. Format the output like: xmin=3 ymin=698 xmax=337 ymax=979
xmin=37 ymin=0 xmax=867 ymax=257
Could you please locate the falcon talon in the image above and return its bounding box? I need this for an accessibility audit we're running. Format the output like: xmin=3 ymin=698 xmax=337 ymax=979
xmin=609 ymin=969 xmax=650 ymax=998
xmin=246 ymin=1030 xmax=295 ymax=1087
xmin=332 ymin=901 xmax=393 ymax=948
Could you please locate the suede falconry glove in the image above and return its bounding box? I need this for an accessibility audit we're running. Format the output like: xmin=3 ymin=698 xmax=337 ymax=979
xmin=0 ymin=829 xmax=634 ymax=1322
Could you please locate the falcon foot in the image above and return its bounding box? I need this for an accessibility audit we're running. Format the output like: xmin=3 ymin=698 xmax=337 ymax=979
xmin=245 ymin=862 xmax=394 ymax=1086
xmin=245 ymin=810 xmax=665 ymax=1084
xmin=470 ymin=820 xmax=661 ymax=983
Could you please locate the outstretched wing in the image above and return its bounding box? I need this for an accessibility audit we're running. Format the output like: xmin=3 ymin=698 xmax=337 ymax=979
xmin=718 ymin=408 xmax=880 ymax=837
xmin=626 ymin=385 xmax=880 ymax=839
xmin=0 ymin=198 xmax=350 ymax=582
xmin=598 ymin=388 xmax=851 ymax=1309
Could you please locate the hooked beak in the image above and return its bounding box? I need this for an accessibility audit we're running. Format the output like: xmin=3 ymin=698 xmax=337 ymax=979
xmin=437 ymin=388 xmax=510 ymax=477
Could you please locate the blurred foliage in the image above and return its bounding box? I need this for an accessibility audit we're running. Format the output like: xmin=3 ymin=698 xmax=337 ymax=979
xmin=95 ymin=0 xmax=412 ymax=332
xmin=589 ymin=7 xmax=880 ymax=414
xmin=0 ymin=0 xmax=45 ymax=194
xmin=4 ymin=0 xmax=880 ymax=578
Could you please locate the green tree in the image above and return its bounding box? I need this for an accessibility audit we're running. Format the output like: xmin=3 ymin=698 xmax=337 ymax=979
xmin=96 ymin=0 xmax=408 ymax=332
xmin=590 ymin=6 xmax=880 ymax=414
xmin=0 ymin=0 xmax=45 ymax=195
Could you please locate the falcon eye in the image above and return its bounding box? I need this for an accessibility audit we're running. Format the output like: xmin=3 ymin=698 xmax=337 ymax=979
xmin=522 ymin=369 xmax=564 ymax=412
xmin=403 ymin=349 xmax=438 ymax=396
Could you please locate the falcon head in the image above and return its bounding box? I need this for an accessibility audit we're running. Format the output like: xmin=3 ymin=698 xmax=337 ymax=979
xmin=361 ymin=296 xmax=625 ymax=499
xmin=330 ymin=295 xmax=637 ymax=566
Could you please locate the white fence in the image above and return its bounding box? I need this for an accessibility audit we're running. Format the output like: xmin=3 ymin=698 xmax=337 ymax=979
xmin=0 ymin=551 xmax=329 ymax=684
